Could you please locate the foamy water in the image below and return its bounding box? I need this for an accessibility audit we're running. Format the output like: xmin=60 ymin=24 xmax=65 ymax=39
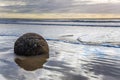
xmin=0 ymin=19 xmax=120 ymax=80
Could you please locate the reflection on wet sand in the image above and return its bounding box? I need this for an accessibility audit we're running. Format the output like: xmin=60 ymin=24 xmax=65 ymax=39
xmin=15 ymin=54 xmax=49 ymax=71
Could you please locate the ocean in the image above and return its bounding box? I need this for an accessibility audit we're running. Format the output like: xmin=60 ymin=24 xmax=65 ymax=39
xmin=0 ymin=19 xmax=120 ymax=80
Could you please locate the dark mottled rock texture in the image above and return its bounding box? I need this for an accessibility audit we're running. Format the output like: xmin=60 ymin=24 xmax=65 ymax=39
xmin=14 ymin=33 xmax=49 ymax=56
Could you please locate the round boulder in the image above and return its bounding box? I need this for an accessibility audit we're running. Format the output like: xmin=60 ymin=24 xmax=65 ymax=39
xmin=14 ymin=33 xmax=49 ymax=56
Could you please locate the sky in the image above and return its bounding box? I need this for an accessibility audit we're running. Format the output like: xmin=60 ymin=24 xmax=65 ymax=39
xmin=0 ymin=0 xmax=120 ymax=14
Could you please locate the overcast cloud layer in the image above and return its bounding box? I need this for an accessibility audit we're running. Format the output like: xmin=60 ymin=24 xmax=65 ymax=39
xmin=0 ymin=0 xmax=120 ymax=13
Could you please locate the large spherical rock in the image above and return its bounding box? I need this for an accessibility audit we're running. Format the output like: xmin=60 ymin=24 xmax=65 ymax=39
xmin=14 ymin=33 xmax=49 ymax=56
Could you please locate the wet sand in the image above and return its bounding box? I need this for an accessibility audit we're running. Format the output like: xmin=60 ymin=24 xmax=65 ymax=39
xmin=0 ymin=19 xmax=120 ymax=80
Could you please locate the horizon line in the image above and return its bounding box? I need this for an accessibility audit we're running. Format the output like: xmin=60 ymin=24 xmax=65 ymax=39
xmin=0 ymin=13 xmax=120 ymax=19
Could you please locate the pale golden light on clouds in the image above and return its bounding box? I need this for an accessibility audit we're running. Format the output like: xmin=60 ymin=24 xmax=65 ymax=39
xmin=0 ymin=13 xmax=120 ymax=19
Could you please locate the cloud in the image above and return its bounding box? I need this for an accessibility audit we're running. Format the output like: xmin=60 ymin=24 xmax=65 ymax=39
xmin=0 ymin=1 xmax=26 ymax=7
xmin=85 ymin=0 xmax=120 ymax=4
xmin=0 ymin=0 xmax=120 ymax=13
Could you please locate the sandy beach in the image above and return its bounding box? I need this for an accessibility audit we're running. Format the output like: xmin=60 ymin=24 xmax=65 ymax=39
xmin=0 ymin=19 xmax=120 ymax=80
